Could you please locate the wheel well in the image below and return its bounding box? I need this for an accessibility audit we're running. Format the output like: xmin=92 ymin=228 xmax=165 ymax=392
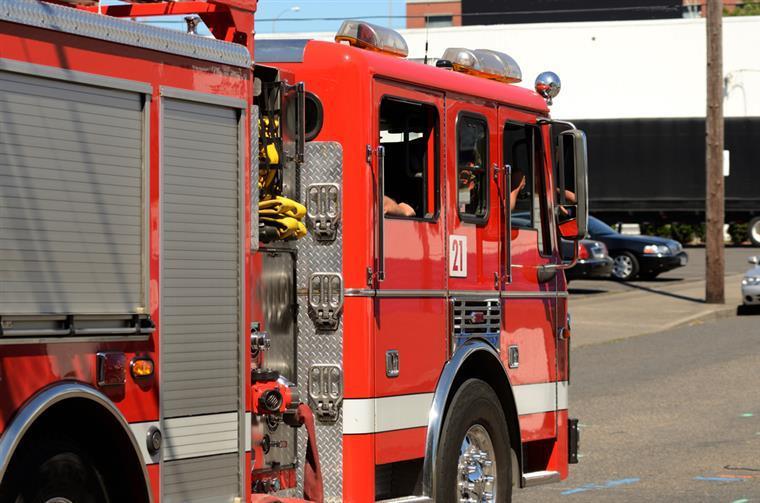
xmin=1 ymin=397 xmax=150 ymax=502
xmin=445 ymin=349 xmax=522 ymax=475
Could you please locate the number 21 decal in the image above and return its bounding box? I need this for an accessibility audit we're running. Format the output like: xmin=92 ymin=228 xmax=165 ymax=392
xmin=449 ymin=235 xmax=467 ymax=278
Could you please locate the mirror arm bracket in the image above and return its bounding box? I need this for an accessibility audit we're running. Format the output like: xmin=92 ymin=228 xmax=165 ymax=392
xmin=536 ymin=117 xmax=577 ymax=129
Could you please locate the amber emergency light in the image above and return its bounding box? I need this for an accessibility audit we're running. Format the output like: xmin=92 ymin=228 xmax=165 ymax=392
xmin=441 ymin=48 xmax=523 ymax=84
xmin=335 ymin=20 xmax=409 ymax=58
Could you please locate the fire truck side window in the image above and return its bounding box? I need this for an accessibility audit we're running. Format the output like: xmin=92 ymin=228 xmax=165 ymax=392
xmin=456 ymin=115 xmax=489 ymax=223
xmin=380 ymin=98 xmax=438 ymax=219
xmin=505 ymin=123 xmax=552 ymax=255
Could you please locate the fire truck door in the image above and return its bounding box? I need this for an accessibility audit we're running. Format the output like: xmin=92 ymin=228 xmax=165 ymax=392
xmin=370 ymin=80 xmax=448 ymax=456
xmin=445 ymin=100 xmax=500 ymax=293
xmin=499 ymin=106 xmax=559 ymax=438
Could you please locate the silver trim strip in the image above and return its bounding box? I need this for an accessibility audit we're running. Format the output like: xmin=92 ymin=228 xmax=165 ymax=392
xmin=1 ymin=0 xmax=251 ymax=68
xmin=343 ymin=289 xmax=565 ymax=299
xmin=0 ymin=382 xmax=152 ymax=502
xmin=502 ymin=290 xmax=568 ymax=299
xmin=0 ymin=335 xmax=151 ymax=345
xmin=343 ymin=393 xmax=434 ymax=435
xmin=0 ymin=58 xmax=152 ymax=94
xmin=513 ymin=381 xmax=568 ymax=416
xmin=159 ymin=86 xmax=247 ymax=109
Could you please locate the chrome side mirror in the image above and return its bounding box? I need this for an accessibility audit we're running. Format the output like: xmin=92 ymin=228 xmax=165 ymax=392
xmin=750 ymin=256 xmax=759 ymax=265
xmin=556 ymin=129 xmax=588 ymax=241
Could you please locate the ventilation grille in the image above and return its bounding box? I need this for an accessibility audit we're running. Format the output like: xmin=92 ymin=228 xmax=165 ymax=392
xmin=452 ymin=299 xmax=501 ymax=349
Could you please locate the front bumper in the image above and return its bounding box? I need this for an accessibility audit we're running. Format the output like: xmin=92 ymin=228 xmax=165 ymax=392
xmin=638 ymin=251 xmax=688 ymax=274
xmin=566 ymin=257 xmax=614 ymax=281
xmin=742 ymin=283 xmax=760 ymax=305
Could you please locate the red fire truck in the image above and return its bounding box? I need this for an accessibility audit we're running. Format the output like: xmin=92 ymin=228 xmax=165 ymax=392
xmin=0 ymin=0 xmax=257 ymax=501
xmin=249 ymin=23 xmax=588 ymax=503
xmin=0 ymin=0 xmax=587 ymax=501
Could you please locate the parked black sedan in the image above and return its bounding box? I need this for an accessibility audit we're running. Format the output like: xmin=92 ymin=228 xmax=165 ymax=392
xmin=587 ymin=216 xmax=689 ymax=281
xmin=563 ymin=239 xmax=614 ymax=282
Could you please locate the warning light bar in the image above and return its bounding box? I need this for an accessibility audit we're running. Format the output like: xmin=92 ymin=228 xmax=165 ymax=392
xmin=335 ymin=20 xmax=409 ymax=58
xmin=441 ymin=48 xmax=522 ymax=84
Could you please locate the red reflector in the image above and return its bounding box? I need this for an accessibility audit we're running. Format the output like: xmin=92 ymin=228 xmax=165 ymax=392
xmin=577 ymin=243 xmax=590 ymax=260
xmin=471 ymin=312 xmax=486 ymax=324
xmin=97 ymin=352 xmax=126 ymax=387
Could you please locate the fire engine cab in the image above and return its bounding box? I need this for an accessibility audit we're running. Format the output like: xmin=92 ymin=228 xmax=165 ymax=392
xmin=250 ymin=22 xmax=588 ymax=503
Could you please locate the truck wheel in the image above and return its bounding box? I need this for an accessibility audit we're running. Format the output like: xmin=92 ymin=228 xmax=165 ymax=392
xmin=612 ymin=252 xmax=639 ymax=281
xmin=5 ymin=439 xmax=110 ymax=503
xmin=435 ymin=379 xmax=511 ymax=503
xmin=750 ymin=217 xmax=760 ymax=247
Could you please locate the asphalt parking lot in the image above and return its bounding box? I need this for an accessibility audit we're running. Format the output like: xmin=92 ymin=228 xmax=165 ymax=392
xmin=515 ymin=246 xmax=760 ymax=502
xmin=519 ymin=315 xmax=760 ymax=503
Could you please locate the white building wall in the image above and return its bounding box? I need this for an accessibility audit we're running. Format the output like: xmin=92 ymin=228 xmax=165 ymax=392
xmin=260 ymin=16 xmax=760 ymax=119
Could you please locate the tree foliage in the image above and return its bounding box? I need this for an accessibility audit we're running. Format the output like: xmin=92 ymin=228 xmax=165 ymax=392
xmin=726 ymin=1 xmax=760 ymax=16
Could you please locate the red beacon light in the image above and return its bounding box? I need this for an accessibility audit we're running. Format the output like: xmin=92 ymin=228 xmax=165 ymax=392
xmin=335 ymin=20 xmax=409 ymax=58
xmin=441 ymin=47 xmax=523 ymax=84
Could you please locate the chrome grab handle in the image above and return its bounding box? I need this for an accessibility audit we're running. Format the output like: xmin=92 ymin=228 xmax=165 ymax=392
xmin=505 ymin=164 xmax=513 ymax=285
xmin=376 ymin=145 xmax=386 ymax=283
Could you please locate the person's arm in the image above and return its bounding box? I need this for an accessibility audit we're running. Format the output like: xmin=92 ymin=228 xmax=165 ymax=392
xmin=384 ymin=195 xmax=416 ymax=217
xmin=509 ymin=175 xmax=526 ymax=211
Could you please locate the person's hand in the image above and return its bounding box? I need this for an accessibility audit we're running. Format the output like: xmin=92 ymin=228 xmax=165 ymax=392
xmin=517 ymin=175 xmax=526 ymax=192
xmin=397 ymin=202 xmax=416 ymax=217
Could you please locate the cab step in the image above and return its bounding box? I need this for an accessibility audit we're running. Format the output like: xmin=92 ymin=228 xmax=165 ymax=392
xmin=522 ymin=470 xmax=561 ymax=487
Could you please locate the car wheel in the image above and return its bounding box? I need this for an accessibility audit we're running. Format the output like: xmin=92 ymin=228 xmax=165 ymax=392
xmin=750 ymin=217 xmax=760 ymax=247
xmin=4 ymin=439 xmax=110 ymax=503
xmin=612 ymin=252 xmax=639 ymax=281
xmin=435 ymin=379 xmax=511 ymax=503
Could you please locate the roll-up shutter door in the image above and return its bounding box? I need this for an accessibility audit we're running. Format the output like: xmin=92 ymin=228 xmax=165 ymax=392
xmin=161 ymin=98 xmax=241 ymax=419
xmin=0 ymin=71 xmax=144 ymax=315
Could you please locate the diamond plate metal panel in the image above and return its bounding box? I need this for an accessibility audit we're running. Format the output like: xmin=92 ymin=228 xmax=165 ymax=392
xmin=295 ymin=142 xmax=344 ymax=502
xmin=251 ymin=106 xmax=259 ymax=251
xmin=2 ymin=0 xmax=251 ymax=68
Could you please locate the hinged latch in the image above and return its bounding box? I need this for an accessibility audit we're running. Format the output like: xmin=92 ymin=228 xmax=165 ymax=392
xmin=308 ymin=364 xmax=343 ymax=422
xmin=306 ymin=183 xmax=341 ymax=241
xmin=308 ymin=272 xmax=343 ymax=330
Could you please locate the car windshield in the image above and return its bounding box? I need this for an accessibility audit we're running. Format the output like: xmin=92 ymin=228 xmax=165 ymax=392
xmin=588 ymin=217 xmax=617 ymax=236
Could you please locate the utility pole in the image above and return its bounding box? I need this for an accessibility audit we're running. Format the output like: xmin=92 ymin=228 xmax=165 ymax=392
xmin=705 ymin=0 xmax=725 ymax=303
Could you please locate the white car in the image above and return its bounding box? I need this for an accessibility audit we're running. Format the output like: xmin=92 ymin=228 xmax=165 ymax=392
xmin=741 ymin=256 xmax=760 ymax=306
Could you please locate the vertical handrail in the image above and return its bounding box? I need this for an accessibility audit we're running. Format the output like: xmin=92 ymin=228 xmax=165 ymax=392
xmin=505 ymin=164 xmax=513 ymax=285
xmin=377 ymin=146 xmax=386 ymax=282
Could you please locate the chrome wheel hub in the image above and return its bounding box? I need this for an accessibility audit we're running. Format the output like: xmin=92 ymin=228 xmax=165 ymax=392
xmin=457 ymin=424 xmax=497 ymax=503
xmin=751 ymin=220 xmax=760 ymax=243
xmin=613 ymin=255 xmax=633 ymax=279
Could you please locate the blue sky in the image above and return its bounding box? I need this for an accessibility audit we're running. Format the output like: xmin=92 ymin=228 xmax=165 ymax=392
xmin=256 ymin=0 xmax=408 ymax=34
xmin=112 ymin=0 xmax=408 ymax=36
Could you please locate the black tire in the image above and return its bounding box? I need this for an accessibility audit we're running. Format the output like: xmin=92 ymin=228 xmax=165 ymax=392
xmin=750 ymin=217 xmax=760 ymax=247
xmin=3 ymin=438 xmax=110 ymax=503
xmin=435 ymin=379 xmax=512 ymax=503
xmin=611 ymin=252 xmax=639 ymax=281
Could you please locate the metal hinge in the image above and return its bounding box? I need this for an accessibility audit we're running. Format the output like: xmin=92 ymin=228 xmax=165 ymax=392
xmin=306 ymin=183 xmax=340 ymax=241
xmin=307 ymin=272 xmax=343 ymax=330
xmin=308 ymin=364 xmax=343 ymax=422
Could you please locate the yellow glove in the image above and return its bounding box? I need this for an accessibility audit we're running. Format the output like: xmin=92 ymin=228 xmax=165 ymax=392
xmin=260 ymin=216 xmax=307 ymax=240
xmin=259 ymin=196 xmax=306 ymax=219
